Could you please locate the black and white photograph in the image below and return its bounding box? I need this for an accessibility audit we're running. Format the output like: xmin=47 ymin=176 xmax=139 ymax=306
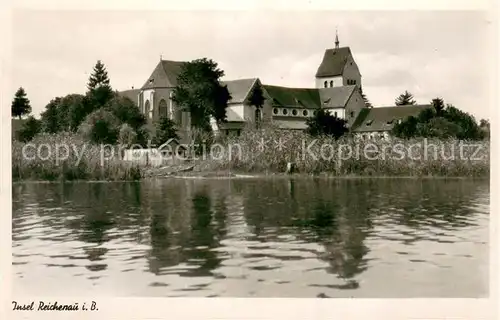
xmin=2 ymin=1 xmax=497 ymax=319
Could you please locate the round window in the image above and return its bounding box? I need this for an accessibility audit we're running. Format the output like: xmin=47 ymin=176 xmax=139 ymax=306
xmin=273 ymin=108 xmax=278 ymax=115
xmin=303 ymin=110 xmax=308 ymax=116
xmin=283 ymin=109 xmax=288 ymax=115
xmin=292 ymin=109 xmax=298 ymax=116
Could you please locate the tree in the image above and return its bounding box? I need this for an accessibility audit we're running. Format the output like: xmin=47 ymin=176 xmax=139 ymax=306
xmin=416 ymin=117 xmax=462 ymax=139
xmin=78 ymin=109 xmax=120 ymax=144
xmin=87 ymin=60 xmax=114 ymax=109
xmin=442 ymin=104 xmax=482 ymax=140
xmin=17 ymin=116 xmax=41 ymax=142
xmin=118 ymin=123 xmax=138 ymax=147
xmin=391 ymin=115 xmax=418 ymax=139
xmin=248 ymin=83 xmax=266 ymax=128
xmin=11 ymin=87 xmax=32 ymax=119
xmin=172 ymin=58 xmax=231 ymax=131
xmin=106 ymin=94 xmax=146 ymax=131
xmin=395 ymin=90 xmax=416 ymax=106
xmin=65 ymin=94 xmax=89 ymax=132
xmin=40 ymin=94 xmax=88 ymax=133
xmin=306 ymin=109 xmax=348 ymax=139
xmin=248 ymin=83 xmax=266 ymax=109
xmin=40 ymin=97 xmax=62 ymax=133
xmin=479 ymin=119 xmax=490 ymax=140
xmin=152 ymin=116 xmax=179 ymax=146
xmin=431 ymin=97 xmax=445 ymax=116
xmin=392 ymin=103 xmax=484 ymax=140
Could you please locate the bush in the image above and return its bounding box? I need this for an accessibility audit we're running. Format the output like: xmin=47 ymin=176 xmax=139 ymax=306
xmin=78 ymin=109 xmax=120 ymax=144
xmin=118 ymin=123 xmax=138 ymax=147
xmin=17 ymin=116 xmax=41 ymax=142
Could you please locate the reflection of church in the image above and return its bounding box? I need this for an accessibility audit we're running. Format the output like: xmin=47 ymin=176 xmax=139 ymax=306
xmin=119 ymin=33 xmax=367 ymax=141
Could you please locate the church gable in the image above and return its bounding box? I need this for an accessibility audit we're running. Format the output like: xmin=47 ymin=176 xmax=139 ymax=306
xmin=315 ymin=47 xmax=353 ymax=78
xmin=318 ymin=85 xmax=357 ymax=108
xmin=222 ymin=78 xmax=258 ymax=105
xmin=141 ymin=60 xmax=186 ymax=89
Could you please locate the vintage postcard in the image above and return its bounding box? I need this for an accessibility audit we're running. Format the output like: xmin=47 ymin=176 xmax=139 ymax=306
xmin=1 ymin=0 xmax=497 ymax=319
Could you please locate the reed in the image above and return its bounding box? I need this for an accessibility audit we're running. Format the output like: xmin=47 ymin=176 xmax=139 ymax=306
xmin=202 ymin=125 xmax=490 ymax=177
xmin=12 ymin=132 xmax=142 ymax=181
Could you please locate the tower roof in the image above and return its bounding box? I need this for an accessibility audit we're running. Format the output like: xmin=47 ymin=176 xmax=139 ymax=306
xmin=315 ymin=47 xmax=353 ymax=78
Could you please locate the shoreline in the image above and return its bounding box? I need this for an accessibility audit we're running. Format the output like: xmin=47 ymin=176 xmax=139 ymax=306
xmin=12 ymin=171 xmax=490 ymax=184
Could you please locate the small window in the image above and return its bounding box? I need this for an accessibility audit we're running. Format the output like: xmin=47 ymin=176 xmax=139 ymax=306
xmin=387 ymin=119 xmax=394 ymax=125
xmin=236 ymin=130 xmax=241 ymax=136
xmin=334 ymin=111 xmax=338 ymax=117
xmin=330 ymin=80 xmax=333 ymax=87
xmin=350 ymin=111 xmax=355 ymax=117
xmin=149 ymin=79 xmax=154 ymax=84
xmin=303 ymin=110 xmax=308 ymax=116
xmin=324 ymin=81 xmax=327 ymax=88
xmin=273 ymin=108 xmax=278 ymax=115
xmin=366 ymin=120 xmax=373 ymax=126
xmin=292 ymin=109 xmax=298 ymax=116
xmin=283 ymin=109 xmax=288 ymax=115
xmin=313 ymin=110 xmax=318 ymax=116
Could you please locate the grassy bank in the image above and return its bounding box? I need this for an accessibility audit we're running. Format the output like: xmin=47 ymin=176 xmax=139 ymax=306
xmin=12 ymin=127 xmax=490 ymax=181
xmin=12 ymin=133 xmax=142 ymax=181
xmin=196 ymin=126 xmax=490 ymax=178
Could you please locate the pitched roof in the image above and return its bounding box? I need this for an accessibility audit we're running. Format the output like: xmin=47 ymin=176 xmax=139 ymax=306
xmin=318 ymin=85 xmax=357 ymax=108
xmin=351 ymin=104 xmax=432 ymax=132
xmin=273 ymin=119 xmax=308 ymax=130
xmin=262 ymin=85 xmax=320 ymax=109
xmin=222 ymin=78 xmax=258 ymax=104
xmin=117 ymin=89 xmax=140 ymax=104
xmin=315 ymin=47 xmax=353 ymax=78
xmin=262 ymin=84 xmax=356 ymax=109
xmin=141 ymin=60 xmax=186 ymax=89
xmin=225 ymin=107 xmax=245 ymax=122
xmin=140 ymin=60 xmax=258 ymax=104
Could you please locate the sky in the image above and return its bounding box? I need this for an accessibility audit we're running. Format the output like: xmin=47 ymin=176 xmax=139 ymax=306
xmin=11 ymin=10 xmax=493 ymax=120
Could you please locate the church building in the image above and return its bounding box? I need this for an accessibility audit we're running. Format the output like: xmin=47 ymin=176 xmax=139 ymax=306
xmin=119 ymin=33 xmax=422 ymax=141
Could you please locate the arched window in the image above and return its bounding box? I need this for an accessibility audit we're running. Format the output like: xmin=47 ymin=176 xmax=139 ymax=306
xmin=330 ymin=80 xmax=333 ymax=87
xmin=159 ymin=99 xmax=168 ymax=119
xmin=144 ymin=100 xmax=151 ymax=119
xmin=175 ymin=106 xmax=182 ymax=125
xmin=255 ymin=108 xmax=262 ymax=128
xmin=324 ymin=81 xmax=327 ymax=88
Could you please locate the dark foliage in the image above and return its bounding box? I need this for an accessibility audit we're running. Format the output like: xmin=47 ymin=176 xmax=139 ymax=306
xmin=306 ymin=109 xmax=348 ymax=139
xmin=11 ymin=87 xmax=32 ymax=119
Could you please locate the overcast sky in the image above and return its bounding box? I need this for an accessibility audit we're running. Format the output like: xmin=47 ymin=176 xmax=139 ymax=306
xmin=11 ymin=10 xmax=492 ymax=119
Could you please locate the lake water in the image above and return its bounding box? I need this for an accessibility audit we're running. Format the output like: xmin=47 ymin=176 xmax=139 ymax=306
xmin=12 ymin=178 xmax=489 ymax=298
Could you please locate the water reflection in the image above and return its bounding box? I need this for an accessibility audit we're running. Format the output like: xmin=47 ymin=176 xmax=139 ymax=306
xmin=12 ymin=178 xmax=489 ymax=297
